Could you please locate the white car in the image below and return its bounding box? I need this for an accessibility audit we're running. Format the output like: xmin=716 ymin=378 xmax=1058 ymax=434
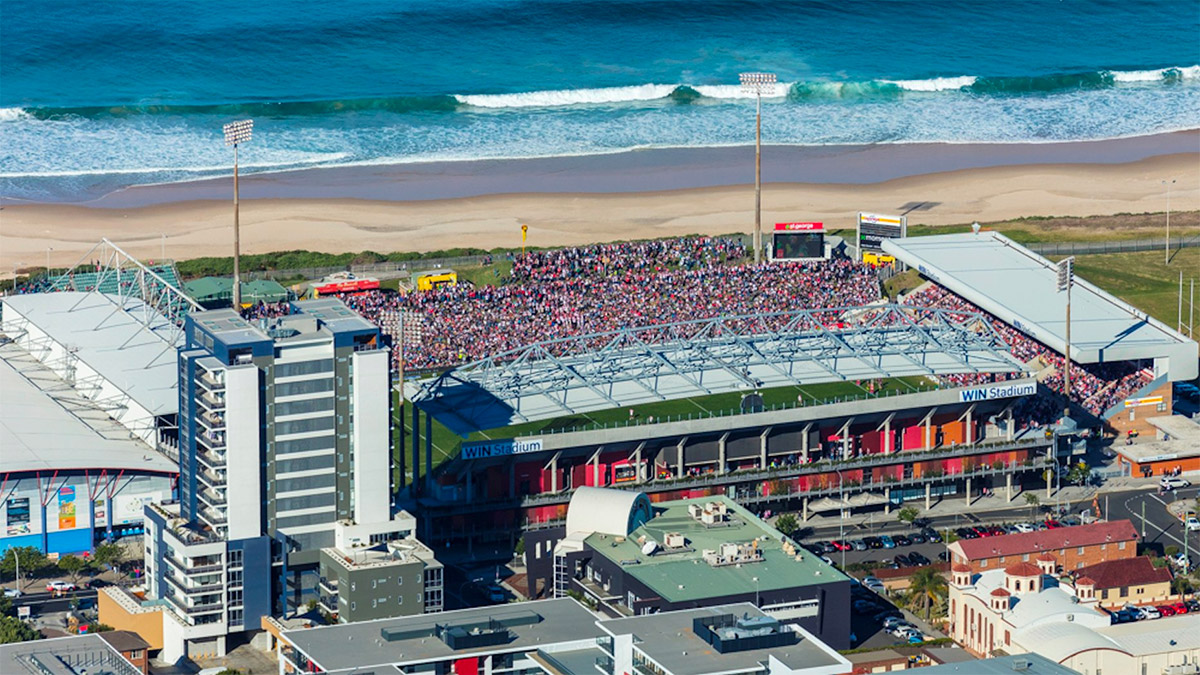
xmin=1137 ymin=606 xmax=1161 ymax=620
xmin=1014 ymin=523 xmax=1036 ymax=533
xmin=1161 ymin=477 xmax=1191 ymax=490
xmin=45 ymin=581 xmax=76 ymax=593
xmin=1185 ymin=517 xmax=1200 ymax=532
xmin=882 ymin=617 xmax=910 ymax=630
xmin=1169 ymin=552 xmax=1189 ymax=569
xmin=3 ymin=588 xmax=22 ymax=598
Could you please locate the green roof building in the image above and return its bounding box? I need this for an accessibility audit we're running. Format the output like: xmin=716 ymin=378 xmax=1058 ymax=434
xmin=525 ymin=488 xmax=853 ymax=650
xmin=184 ymin=277 xmax=290 ymax=308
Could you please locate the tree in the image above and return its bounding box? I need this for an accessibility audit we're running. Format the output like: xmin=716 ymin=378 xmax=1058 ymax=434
xmin=1 ymin=548 xmax=48 ymax=592
xmin=1065 ymin=462 xmax=1091 ymax=487
xmin=896 ymin=507 xmax=919 ymax=527
xmin=0 ymin=615 xmax=39 ymax=644
xmin=1172 ymin=576 xmax=1194 ymax=596
xmin=0 ymin=593 xmax=12 ymax=618
xmin=907 ymin=567 xmax=948 ymax=622
xmin=775 ymin=513 xmax=800 ymax=538
xmin=84 ymin=623 xmax=114 ymax=634
xmin=92 ymin=543 xmax=125 ymax=570
xmin=514 ymin=537 xmax=525 ymax=557
xmin=1024 ymin=492 xmax=1040 ymax=518
xmin=57 ymin=555 xmax=88 ymax=585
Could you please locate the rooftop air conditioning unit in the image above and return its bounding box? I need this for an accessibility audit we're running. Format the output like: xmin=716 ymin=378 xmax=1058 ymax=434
xmin=1011 ymin=658 xmax=1031 ymax=671
xmin=665 ymin=533 xmax=685 ymax=548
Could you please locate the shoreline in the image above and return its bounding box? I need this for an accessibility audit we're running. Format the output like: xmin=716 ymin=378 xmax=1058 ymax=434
xmin=16 ymin=130 xmax=1197 ymax=209
xmin=2 ymin=134 xmax=1197 ymax=272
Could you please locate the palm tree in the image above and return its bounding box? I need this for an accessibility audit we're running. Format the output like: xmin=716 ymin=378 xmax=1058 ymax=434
xmin=908 ymin=567 xmax=948 ymax=622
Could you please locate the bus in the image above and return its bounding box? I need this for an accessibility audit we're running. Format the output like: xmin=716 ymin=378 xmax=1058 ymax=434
xmin=313 ymin=272 xmax=380 ymax=295
xmin=415 ymin=270 xmax=457 ymax=292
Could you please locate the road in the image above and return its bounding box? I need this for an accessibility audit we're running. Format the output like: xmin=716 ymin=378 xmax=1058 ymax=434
xmin=1107 ymin=485 xmax=1200 ymax=567
xmin=11 ymin=588 xmax=98 ymax=615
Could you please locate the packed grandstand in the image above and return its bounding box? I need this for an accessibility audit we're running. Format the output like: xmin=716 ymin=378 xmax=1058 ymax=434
xmin=13 ymin=235 xmax=1157 ymax=422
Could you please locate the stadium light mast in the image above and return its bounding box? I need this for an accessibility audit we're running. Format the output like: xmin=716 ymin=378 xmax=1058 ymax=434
xmin=1163 ymin=179 xmax=1176 ymax=265
xmin=223 ymin=119 xmax=253 ymax=310
xmin=1056 ymin=257 xmax=1075 ymax=419
xmin=740 ymin=72 xmax=777 ymax=265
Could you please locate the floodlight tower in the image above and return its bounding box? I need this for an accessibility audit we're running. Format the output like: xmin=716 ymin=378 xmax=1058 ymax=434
xmin=1163 ymin=179 xmax=1176 ymax=265
xmin=223 ymin=119 xmax=253 ymax=310
xmin=740 ymin=72 xmax=777 ymax=265
xmin=1056 ymin=257 xmax=1075 ymax=419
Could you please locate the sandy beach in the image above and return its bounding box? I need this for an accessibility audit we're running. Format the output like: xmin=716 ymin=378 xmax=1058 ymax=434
xmin=3 ymin=134 xmax=1198 ymax=272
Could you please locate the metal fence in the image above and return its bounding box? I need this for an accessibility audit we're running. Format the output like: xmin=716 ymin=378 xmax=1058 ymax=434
xmin=1028 ymin=235 xmax=1200 ymax=257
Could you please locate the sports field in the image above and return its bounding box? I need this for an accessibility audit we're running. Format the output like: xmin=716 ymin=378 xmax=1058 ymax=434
xmin=394 ymin=376 xmax=936 ymax=486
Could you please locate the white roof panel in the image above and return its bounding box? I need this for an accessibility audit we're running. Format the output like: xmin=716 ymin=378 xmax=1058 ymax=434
xmin=883 ymin=232 xmax=1198 ymax=380
xmin=2 ymin=292 xmax=179 ymax=415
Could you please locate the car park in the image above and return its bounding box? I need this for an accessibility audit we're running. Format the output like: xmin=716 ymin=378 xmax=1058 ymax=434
xmin=880 ymin=535 xmax=896 ymax=549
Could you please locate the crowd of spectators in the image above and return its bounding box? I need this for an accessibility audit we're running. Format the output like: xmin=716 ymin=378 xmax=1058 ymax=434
xmin=902 ymin=284 xmax=1153 ymax=416
xmin=335 ymin=237 xmax=881 ymax=370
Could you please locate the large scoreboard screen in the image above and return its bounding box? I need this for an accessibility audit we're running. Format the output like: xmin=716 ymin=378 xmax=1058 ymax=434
xmin=772 ymin=222 xmax=825 ymax=260
xmin=857 ymin=212 xmax=907 ymax=255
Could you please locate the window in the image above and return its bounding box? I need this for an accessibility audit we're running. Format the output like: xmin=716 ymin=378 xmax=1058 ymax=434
xmin=416 ymin=573 xmax=422 ymax=584
xmin=1078 ymin=546 xmax=1085 ymax=555
xmin=128 ymin=651 xmax=144 ymax=660
xmin=397 ymin=575 xmax=403 ymax=586
xmin=351 ymin=602 xmax=356 ymax=611
xmin=397 ymin=595 xmax=403 ymax=605
xmin=1101 ymin=589 xmax=1109 ymax=599
xmin=1120 ymin=586 xmax=1128 ymax=597
xmin=372 ymin=579 xmax=377 ymax=589
xmin=981 ymin=559 xmax=988 ymax=568
xmin=999 ymin=556 xmax=1005 ymax=563
xmin=1023 ymin=554 xmax=1030 ymax=561
xmin=1119 ymin=541 xmax=1127 ymax=550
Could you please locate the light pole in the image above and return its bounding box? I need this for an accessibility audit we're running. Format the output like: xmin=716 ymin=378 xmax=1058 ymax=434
xmin=834 ymin=468 xmax=846 ymax=569
xmin=740 ymin=72 xmax=777 ymax=265
xmin=752 ymin=576 xmax=760 ymax=607
xmin=45 ymin=247 xmax=52 ymax=274
xmin=223 ymin=119 xmax=254 ymax=310
xmin=1056 ymin=257 xmax=1074 ymax=419
xmin=1164 ymin=179 xmax=1176 ymax=265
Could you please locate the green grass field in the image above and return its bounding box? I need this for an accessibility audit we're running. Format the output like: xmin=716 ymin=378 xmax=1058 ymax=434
xmin=1049 ymin=247 xmax=1200 ymax=331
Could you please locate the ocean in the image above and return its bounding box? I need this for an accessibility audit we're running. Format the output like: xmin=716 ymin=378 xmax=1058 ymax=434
xmin=2 ymin=0 xmax=1198 ymax=203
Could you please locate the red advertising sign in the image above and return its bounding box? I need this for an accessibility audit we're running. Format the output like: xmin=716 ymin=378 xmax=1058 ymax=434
xmin=775 ymin=222 xmax=824 ymax=231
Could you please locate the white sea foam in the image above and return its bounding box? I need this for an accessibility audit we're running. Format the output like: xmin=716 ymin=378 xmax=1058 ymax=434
xmin=0 ymin=108 xmax=31 ymax=122
xmin=455 ymin=84 xmax=678 ymax=108
xmin=1110 ymin=65 xmax=1200 ymax=82
xmin=880 ymin=76 xmax=977 ymax=92
xmin=691 ymin=83 xmax=791 ymax=99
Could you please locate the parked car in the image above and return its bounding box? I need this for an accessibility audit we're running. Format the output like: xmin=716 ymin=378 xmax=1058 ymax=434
xmin=1162 ymin=477 xmax=1191 ymax=490
xmin=1137 ymin=606 xmax=1161 ymax=620
xmin=853 ymin=599 xmax=878 ymax=613
xmin=1172 ymin=601 xmax=1189 ymax=614
xmin=863 ymin=575 xmax=882 ymax=586
xmin=880 ymin=535 xmax=896 ymax=549
xmin=865 ymin=536 xmax=884 ymax=549
xmin=910 ymin=533 xmax=926 ymax=545
xmin=1014 ymin=522 xmax=1036 ymax=533
xmin=922 ymin=528 xmax=943 ymax=543
xmin=1111 ymin=608 xmax=1138 ymax=624
xmin=906 ymin=633 xmax=926 ymax=645
xmin=832 ymin=540 xmax=852 ymax=551
xmin=819 ymin=541 xmax=838 ymax=553
xmin=955 ymin=527 xmax=978 ymax=540
xmin=1060 ymin=515 xmax=1082 ymax=527
xmin=893 ymin=554 xmax=911 ymax=568
xmin=881 ymin=616 xmax=908 ymax=630
xmin=894 ymin=534 xmax=912 ymax=547
xmin=909 ymin=552 xmax=932 ymax=566
xmin=1159 ymin=604 xmax=1178 ymax=617
xmin=484 ymin=584 xmax=506 ymax=603
xmin=1186 ymin=517 xmax=1200 ymax=532
xmin=851 ymin=539 xmax=869 ymax=551
xmin=45 ymin=581 xmax=76 ymax=593
xmin=1044 ymin=520 xmax=1063 ymax=529
xmin=1169 ymin=552 xmax=1189 ymax=569
xmin=3 ymin=588 xmax=21 ymax=599
xmin=938 ymin=551 xmax=952 ymax=562
xmin=1186 ymin=599 xmax=1200 ymax=613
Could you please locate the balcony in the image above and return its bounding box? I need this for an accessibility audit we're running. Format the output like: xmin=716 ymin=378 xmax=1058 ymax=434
xmin=164 ymin=553 xmax=224 ymax=576
xmin=197 ymin=390 xmax=227 ymax=413
xmin=200 ymin=506 xmax=228 ymax=527
xmin=198 ymin=370 xmax=226 ymax=391
xmin=165 ymin=571 xmax=223 ymax=595
xmin=199 ymin=486 xmax=226 ymax=508
xmin=198 ymin=410 xmax=226 ymax=431
xmin=196 ymin=447 xmax=226 ymax=472
xmin=197 ymin=467 xmax=225 ymax=490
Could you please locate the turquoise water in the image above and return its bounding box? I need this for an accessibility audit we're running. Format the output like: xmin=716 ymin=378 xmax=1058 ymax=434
xmin=2 ymin=0 xmax=1198 ymax=201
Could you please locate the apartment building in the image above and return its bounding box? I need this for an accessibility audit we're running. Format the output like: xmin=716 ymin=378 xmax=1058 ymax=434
xmin=947 ymin=520 xmax=1139 ymax=574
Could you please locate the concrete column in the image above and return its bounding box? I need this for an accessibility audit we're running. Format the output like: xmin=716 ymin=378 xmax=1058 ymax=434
xmin=1006 ymin=473 xmax=1013 ymax=502
xmin=759 ymin=428 xmax=769 ymax=470
xmin=1006 ymin=408 xmax=1015 ymax=442
xmin=924 ymin=414 xmax=933 ymax=450
xmin=885 ymin=488 xmax=892 ymax=515
xmin=965 ymin=407 xmax=975 ymax=446
xmin=839 ymin=419 xmax=853 ymax=459
xmin=634 ymin=443 xmax=645 ymax=484
xmin=965 ymin=477 xmax=972 ymax=506
xmin=1046 ymin=447 xmax=1054 ymax=498
xmin=925 ymin=482 xmax=932 ymax=510
xmin=883 ymin=418 xmax=892 ymax=453
xmin=802 ymin=497 xmax=809 ymax=522
xmin=545 ymin=453 xmax=560 ymax=493
xmin=801 ymin=424 xmax=811 ymax=463
xmin=718 ymin=432 xmax=729 ymax=475
xmin=677 ymin=438 xmax=687 ymax=478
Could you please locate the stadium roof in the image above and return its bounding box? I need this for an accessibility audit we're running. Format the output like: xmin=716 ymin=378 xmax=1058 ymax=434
xmin=883 ymin=231 xmax=1198 ymax=380
xmin=2 ymin=292 xmax=180 ymax=416
xmin=0 ymin=345 xmax=177 ymax=474
xmin=408 ymin=304 xmax=1028 ymax=434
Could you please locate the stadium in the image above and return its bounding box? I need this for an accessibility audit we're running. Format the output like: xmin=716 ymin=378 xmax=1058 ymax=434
xmin=1 ymin=241 xmax=194 ymax=555
xmin=348 ymin=231 xmax=1198 ymax=557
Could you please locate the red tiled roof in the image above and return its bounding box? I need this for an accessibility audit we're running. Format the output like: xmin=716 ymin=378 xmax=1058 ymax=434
xmin=952 ymin=563 xmax=972 ymax=573
xmin=991 ymin=588 xmax=1011 ymax=597
xmin=1005 ymin=562 xmax=1042 ymax=577
xmin=1075 ymin=576 xmax=1096 ymax=586
xmin=1074 ymin=556 xmax=1172 ymax=590
xmin=953 ymin=520 xmax=1139 ymax=561
xmin=1037 ymin=553 xmax=1057 ymax=562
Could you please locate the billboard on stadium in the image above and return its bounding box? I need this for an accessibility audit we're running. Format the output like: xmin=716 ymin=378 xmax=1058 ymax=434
xmin=857 ymin=212 xmax=906 ymax=257
xmin=461 ymin=437 xmax=545 ymax=460
xmin=771 ymin=222 xmax=826 ymax=260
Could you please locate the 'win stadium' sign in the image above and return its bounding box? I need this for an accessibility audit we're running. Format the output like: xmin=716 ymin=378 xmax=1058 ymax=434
xmin=461 ymin=438 xmax=544 ymax=459
xmin=959 ymin=382 xmax=1036 ymax=403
